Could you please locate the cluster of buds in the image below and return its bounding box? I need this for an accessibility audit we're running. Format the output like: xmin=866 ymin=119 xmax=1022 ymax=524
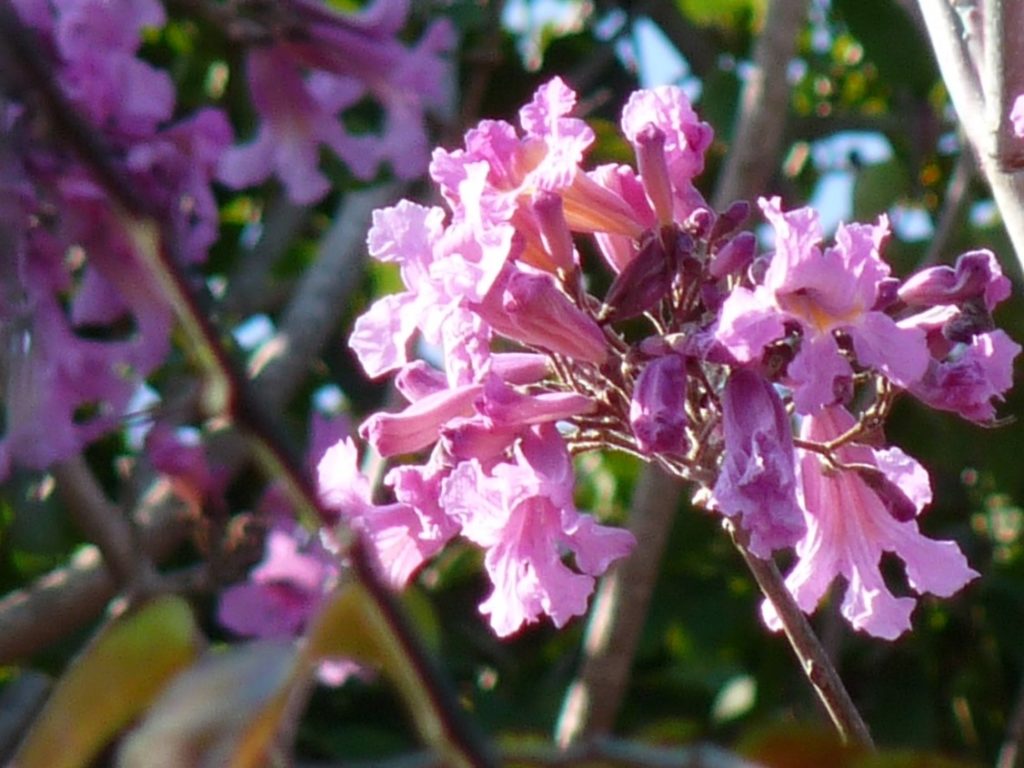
xmin=299 ymin=78 xmax=1016 ymax=640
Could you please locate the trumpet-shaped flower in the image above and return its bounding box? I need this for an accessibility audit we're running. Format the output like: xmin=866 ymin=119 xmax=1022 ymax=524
xmin=440 ymin=424 xmax=634 ymax=636
xmin=764 ymin=405 xmax=978 ymax=639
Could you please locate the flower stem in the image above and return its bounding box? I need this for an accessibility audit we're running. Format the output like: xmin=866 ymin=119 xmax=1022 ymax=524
xmin=730 ymin=526 xmax=875 ymax=748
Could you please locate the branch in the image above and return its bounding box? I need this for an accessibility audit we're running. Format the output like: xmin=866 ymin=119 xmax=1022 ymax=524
xmin=0 ymin=10 xmax=494 ymax=766
xmin=713 ymin=0 xmax=812 ymax=208
xmin=730 ymin=529 xmax=874 ymax=748
xmin=0 ymin=479 xmax=191 ymax=664
xmin=917 ymin=0 xmax=1024 ymax=274
xmin=221 ymin=194 xmax=312 ymax=318
xmin=52 ymin=457 xmax=157 ymax=592
xmin=299 ymin=737 xmax=764 ymax=768
xmin=554 ymin=467 xmax=684 ymax=745
xmin=997 ymin=664 xmax=1024 ymax=768
xmin=250 ymin=181 xmax=401 ymax=412
xmin=921 ymin=147 xmax=975 ymax=267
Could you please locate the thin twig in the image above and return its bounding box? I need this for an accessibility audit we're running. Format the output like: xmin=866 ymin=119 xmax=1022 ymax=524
xmin=0 ymin=479 xmax=191 ymax=664
xmin=729 ymin=528 xmax=874 ymax=748
xmin=921 ymin=148 xmax=974 ymax=267
xmin=52 ymin=457 xmax=158 ymax=592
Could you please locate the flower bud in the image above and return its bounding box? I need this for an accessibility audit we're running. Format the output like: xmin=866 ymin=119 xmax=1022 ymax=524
xmin=359 ymin=383 xmax=483 ymax=456
xmin=629 ymin=354 xmax=688 ymax=454
xmin=602 ymin=230 xmax=687 ymax=321
xmin=532 ymin=191 xmax=576 ymax=273
xmin=685 ymin=207 xmax=714 ymax=239
xmin=634 ymin=123 xmax=674 ymax=226
xmin=479 ymin=268 xmax=608 ymax=364
xmin=709 ymin=231 xmax=757 ymax=279
xmin=395 ymin=361 xmax=448 ymax=402
xmin=855 ymin=464 xmax=918 ymax=522
xmin=709 ymin=199 xmax=750 ymax=242
xmin=899 ymin=249 xmax=1002 ymax=307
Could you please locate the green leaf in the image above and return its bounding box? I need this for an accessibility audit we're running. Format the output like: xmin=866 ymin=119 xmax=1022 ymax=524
xmin=14 ymin=596 xmax=202 ymax=768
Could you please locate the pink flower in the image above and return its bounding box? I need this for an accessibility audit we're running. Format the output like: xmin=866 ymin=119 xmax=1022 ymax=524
xmin=764 ymin=405 xmax=978 ymax=639
xmin=218 ymin=523 xmax=339 ymax=639
xmin=440 ymin=425 xmax=634 ymax=636
xmin=908 ymin=330 xmax=1020 ymax=422
xmin=318 ymin=437 xmax=455 ymax=587
xmin=218 ymin=46 xmax=369 ymax=204
xmin=714 ymin=198 xmax=929 ymax=412
xmin=620 ymin=86 xmax=713 ymax=220
xmin=474 ymin=265 xmax=609 ymax=364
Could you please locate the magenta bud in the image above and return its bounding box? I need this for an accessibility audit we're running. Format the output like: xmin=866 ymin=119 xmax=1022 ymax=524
xmin=685 ymin=207 xmax=714 ymax=239
xmin=634 ymin=123 xmax=675 ymax=226
xmin=629 ymin=354 xmax=689 ymax=455
xmin=899 ymin=250 xmax=999 ymax=307
xmin=710 ymin=199 xmax=750 ymax=241
xmin=856 ymin=466 xmax=918 ymax=522
xmin=498 ymin=270 xmax=608 ymax=364
xmin=489 ymin=353 xmax=553 ymax=385
xmin=395 ymin=361 xmax=448 ymax=402
xmin=602 ymin=232 xmax=678 ymax=321
xmin=532 ymin=191 xmax=576 ymax=273
xmin=360 ymin=383 xmax=484 ymax=457
xmin=872 ymin=277 xmax=901 ymax=311
xmin=709 ymin=231 xmax=757 ymax=279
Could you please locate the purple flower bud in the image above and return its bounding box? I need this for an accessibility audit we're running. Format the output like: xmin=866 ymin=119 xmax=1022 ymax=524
xmin=709 ymin=231 xmax=757 ymax=279
xmin=480 ymin=268 xmax=608 ymax=364
xmin=710 ymin=369 xmax=805 ymax=557
xmin=532 ymin=191 xmax=576 ymax=273
xmin=475 ymin=376 xmax=595 ymax=427
xmin=872 ymin=277 xmax=901 ymax=311
xmin=602 ymin=230 xmax=685 ymax=321
xmin=489 ymin=353 xmax=553 ymax=385
xmin=629 ymin=354 xmax=689 ymax=454
xmin=395 ymin=361 xmax=448 ymax=402
xmin=685 ymin=207 xmax=714 ymax=239
xmin=855 ymin=465 xmax=918 ymax=522
xmin=709 ymin=199 xmax=750 ymax=242
xmin=359 ymin=383 xmax=483 ymax=456
xmin=634 ymin=124 xmax=674 ymax=225
xmin=899 ymin=249 xmax=1005 ymax=308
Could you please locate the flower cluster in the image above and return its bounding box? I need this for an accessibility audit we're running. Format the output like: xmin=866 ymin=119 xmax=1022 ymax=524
xmin=0 ymin=0 xmax=450 ymax=479
xmin=219 ymin=0 xmax=453 ymax=204
xmin=322 ymin=78 xmax=1018 ymax=639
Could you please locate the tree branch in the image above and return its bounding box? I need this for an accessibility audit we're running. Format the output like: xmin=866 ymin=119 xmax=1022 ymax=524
xmin=52 ymin=457 xmax=158 ymax=592
xmin=713 ymin=0 xmax=812 ymax=209
xmin=917 ymin=0 xmax=1024 ymax=273
xmin=250 ymin=182 xmax=401 ymax=412
xmin=0 ymin=479 xmax=191 ymax=664
xmin=730 ymin=530 xmax=874 ymax=748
